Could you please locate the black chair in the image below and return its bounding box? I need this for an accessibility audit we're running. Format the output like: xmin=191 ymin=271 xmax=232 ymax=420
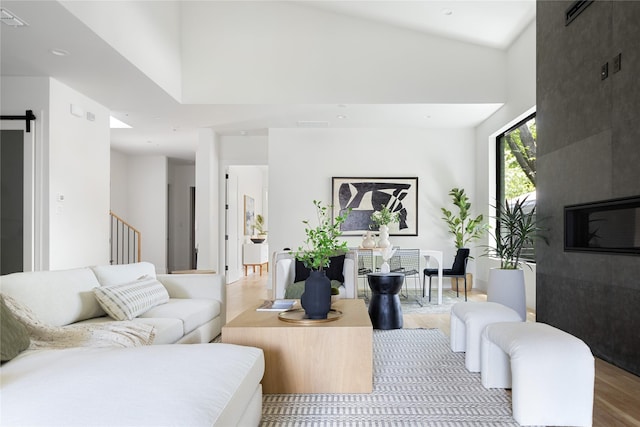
xmin=423 ymin=248 xmax=470 ymax=302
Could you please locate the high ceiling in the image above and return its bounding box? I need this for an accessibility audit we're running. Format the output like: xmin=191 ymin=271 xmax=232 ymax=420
xmin=1 ymin=1 xmax=536 ymax=161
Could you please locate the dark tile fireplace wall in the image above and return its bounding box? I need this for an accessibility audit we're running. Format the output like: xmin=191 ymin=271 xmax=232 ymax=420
xmin=537 ymin=1 xmax=640 ymax=376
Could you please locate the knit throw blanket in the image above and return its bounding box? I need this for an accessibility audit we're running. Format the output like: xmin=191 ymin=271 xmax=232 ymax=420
xmin=1 ymin=294 xmax=155 ymax=349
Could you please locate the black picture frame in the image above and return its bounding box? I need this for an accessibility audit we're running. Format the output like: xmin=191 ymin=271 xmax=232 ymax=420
xmin=332 ymin=177 xmax=418 ymax=236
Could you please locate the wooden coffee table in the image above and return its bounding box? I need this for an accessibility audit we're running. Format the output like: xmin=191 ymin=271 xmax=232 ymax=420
xmin=222 ymin=299 xmax=373 ymax=394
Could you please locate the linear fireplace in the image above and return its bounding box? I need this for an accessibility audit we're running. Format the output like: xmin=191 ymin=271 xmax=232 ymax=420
xmin=565 ymin=196 xmax=640 ymax=255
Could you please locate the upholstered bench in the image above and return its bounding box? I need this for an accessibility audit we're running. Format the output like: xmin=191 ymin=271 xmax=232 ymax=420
xmin=450 ymin=301 xmax=522 ymax=372
xmin=481 ymin=322 xmax=594 ymax=427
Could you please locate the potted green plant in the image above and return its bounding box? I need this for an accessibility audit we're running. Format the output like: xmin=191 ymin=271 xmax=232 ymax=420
xmin=249 ymin=214 xmax=268 ymax=244
xmin=253 ymin=214 xmax=267 ymax=237
xmin=486 ymin=195 xmax=546 ymax=320
xmin=370 ymin=205 xmax=399 ymax=248
xmin=441 ymin=188 xmax=488 ymax=291
xmin=293 ymin=200 xmax=350 ymax=319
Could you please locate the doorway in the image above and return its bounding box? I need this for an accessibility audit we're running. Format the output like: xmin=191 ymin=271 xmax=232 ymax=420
xmin=0 ymin=118 xmax=39 ymax=273
xmin=225 ymin=165 xmax=268 ymax=284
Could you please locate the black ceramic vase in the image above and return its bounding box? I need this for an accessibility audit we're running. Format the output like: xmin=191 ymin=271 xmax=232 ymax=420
xmin=300 ymin=270 xmax=332 ymax=320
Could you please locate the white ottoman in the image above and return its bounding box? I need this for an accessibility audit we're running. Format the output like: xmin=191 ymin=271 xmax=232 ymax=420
xmin=450 ymin=302 xmax=522 ymax=372
xmin=481 ymin=322 xmax=594 ymax=427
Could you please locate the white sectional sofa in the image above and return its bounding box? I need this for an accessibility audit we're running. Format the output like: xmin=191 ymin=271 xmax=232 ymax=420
xmin=1 ymin=262 xmax=225 ymax=344
xmin=0 ymin=262 xmax=265 ymax=426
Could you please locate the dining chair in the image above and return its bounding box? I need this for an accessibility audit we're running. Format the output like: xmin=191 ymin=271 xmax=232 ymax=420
xmin=423 ymin=248 xmax=470 ymax=301
xmin=356 ymin=249 xmax=374 ymax=299
xmin=389 ymin=248 xmax=421 ymax=301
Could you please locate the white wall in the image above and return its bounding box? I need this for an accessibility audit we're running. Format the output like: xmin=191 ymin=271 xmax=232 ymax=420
xmin=181 ymin=2 xmax=506 ymax=104
xmin=48 ymin=79 xmax=111 ymax=269
xmin=268 ymin=128 xmax=480 ymax=272
xmin=474 ymin=20 xmax=537 ymax=307
xmin=220 ymin=136 xmax=269 ymax=165
xmin=61 ymin=0 xmax=182 ymax=101
xmin=1 ymin=76 xmax=110 ymax=270
xmin=111 ymin=151 xmax=187 ymax=274
xmin=196 ymin=129 xmax=220 ymax=272
xmin=126 ymin=156 xmax=168 ymax=273
xmin=168 ymin=162 xmax=195 ymax=271
xmin=110 ymin=149 xmax=128 ymax=218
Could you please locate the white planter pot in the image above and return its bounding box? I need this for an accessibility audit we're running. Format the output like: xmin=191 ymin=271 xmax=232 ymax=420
xmin=487 ymin=268 xmax=526 ymax=321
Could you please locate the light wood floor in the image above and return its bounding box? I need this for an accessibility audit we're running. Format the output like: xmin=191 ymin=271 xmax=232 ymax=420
xmin=227 ymin=273 xmax=640 ymax=427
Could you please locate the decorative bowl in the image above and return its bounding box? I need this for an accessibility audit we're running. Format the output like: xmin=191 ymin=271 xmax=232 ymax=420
xmin=250 ymin=238 xmax=265 ymax=244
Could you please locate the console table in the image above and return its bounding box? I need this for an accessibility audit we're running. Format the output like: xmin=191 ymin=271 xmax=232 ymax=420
xmin=243 ymin=243 xmax=269 ymax=276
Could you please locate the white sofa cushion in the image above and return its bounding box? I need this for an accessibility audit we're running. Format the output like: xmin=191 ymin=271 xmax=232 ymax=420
xmin=0 ymin=268 xmax=104 ymax=326
xmin=90 ymin=262 xmax=157 ymax=287
xmin=139 ymin=298 xmax=221 ymax=336
xmin=93 ymin=276 xmax=170 ymax=321
xmin=0 ymin=344 xmax=265 ymax=426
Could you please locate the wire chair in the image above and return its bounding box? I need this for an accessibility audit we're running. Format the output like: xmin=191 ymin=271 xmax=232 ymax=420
xmin=388 ymin=248 xmax=422 ymax=303
xmin=356 ymin=249 xmax=374 ymax=299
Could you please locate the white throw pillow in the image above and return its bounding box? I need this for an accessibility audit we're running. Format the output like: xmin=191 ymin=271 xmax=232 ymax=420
xmin=94 ymin=276 xmax=169 ymax=321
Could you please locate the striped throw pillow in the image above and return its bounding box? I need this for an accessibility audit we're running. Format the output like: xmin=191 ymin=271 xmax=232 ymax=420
xmin=94 ymin=276 xmax=169 ymax=321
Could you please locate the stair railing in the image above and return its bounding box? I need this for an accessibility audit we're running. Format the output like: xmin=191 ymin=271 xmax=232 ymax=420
xmin=109 ymin=211 xmax=141 ymax=265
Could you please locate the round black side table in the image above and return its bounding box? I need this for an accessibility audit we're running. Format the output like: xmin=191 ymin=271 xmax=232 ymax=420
xmin=367 ymin=272 xmax=404 ymax=330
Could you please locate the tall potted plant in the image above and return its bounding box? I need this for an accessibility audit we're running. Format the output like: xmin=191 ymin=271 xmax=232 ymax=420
xmin=486 ymin=195 xmax=546 ymax=320
xmin=441 ymin=188 xmax=488 ymax=291
xmin=293 ymin=200 xmax=350 ymax=319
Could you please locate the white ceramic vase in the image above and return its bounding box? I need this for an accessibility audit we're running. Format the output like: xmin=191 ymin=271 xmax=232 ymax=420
xmin=380 ymin=261 xmax=390 ymax=273
xmin=361 ymin=231 xmax=376 ymax=248
xmin=487 ymin=268 xmax=526 ymax=321
xmin=378 ymin=225 xmax=390 ymax=248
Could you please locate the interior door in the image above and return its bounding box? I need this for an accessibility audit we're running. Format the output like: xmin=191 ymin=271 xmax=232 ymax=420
xmin=0 ymin=120 xmax=37 ymax=273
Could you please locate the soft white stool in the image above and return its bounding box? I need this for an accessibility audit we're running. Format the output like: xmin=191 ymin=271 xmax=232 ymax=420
xmin=450 ymin=302 xmax=522 ymax=372
xmin=481 ymin=322 xmax=594 ymax=427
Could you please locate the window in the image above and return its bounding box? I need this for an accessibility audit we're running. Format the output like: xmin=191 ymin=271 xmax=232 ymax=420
xmin=496 ymin=113 xmax=537 ymax=262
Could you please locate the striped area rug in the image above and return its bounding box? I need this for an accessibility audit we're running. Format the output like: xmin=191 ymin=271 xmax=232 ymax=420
xmin=260 ymin=328 xmax=520 ymax=426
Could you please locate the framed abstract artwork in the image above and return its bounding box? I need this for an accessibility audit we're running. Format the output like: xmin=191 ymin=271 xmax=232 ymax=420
xmin=244 ymin=195 xmax=255 ymax=236
xmin=332 ymin=177 xmax=418 ymax=236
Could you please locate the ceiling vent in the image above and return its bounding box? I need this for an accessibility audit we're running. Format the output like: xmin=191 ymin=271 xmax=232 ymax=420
xmin=296 ymin=121 xmax=330 ymax=128
xmin=1 ymin=8 xmax=28 ymax=27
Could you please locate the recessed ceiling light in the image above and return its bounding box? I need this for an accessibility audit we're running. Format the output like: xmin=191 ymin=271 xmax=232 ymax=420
xmin=240 ymin=130 xmax=248 ymax=136
xmin=50 ymin=48 xmax=70 ymax=57
xmin=110 ymin=116 xmax=132 ymax=129
xmin=337 ymin=115 xmax=347 ymax=120
xmin=441 ymin=8 xmax=453 ymax=16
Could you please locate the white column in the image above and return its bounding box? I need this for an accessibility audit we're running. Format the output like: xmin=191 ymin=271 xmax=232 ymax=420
xmin=195 ymin=129 xmax=219 ymax=271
